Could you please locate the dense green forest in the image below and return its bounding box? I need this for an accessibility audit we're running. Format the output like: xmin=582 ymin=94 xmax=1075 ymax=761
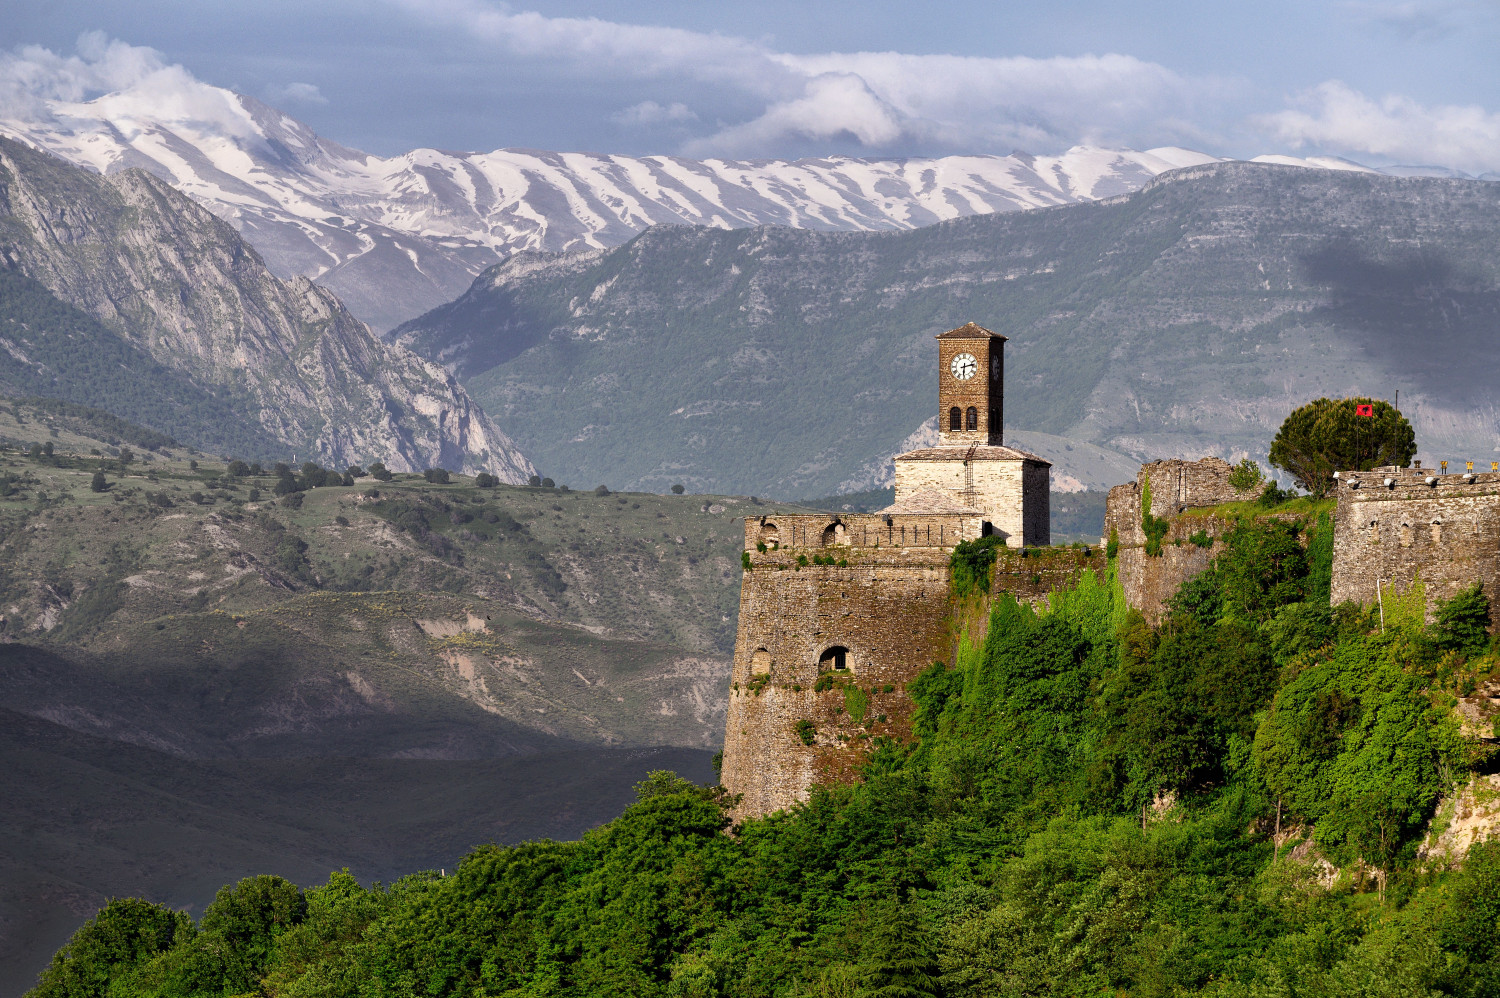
xmin=30 ymin=512 xmax=1500 ymax=998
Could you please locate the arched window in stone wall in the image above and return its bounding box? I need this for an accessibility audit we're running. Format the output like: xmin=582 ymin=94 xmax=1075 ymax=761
xmin=821 ymin=522 xmax=849 ymax=547
xmin=1400 ymin=521 xmax=1413 ymax=548
xmin=818 ymin=646 xmax=850 ymax=672
xmin=751 ymin=648 xmax=772 ymax=676
xmin=759 ymin=521 xmax=779 ymax=548
xmin=1431 ymin=518 xmax=1443 ymax=545
xmin=949 ymin=407 xmax=962 ymax=431
xmin=965 ymin=406 xmax=978 ymax=430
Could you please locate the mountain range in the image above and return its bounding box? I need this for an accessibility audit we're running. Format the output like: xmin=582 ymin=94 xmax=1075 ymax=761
xmin=0 ymin=136 xmax=532 ymax=478
xmin=391 ymin=162 xmax=1500 ymax=498
xmin=4 ymin=73 xmax=1472 ymax=333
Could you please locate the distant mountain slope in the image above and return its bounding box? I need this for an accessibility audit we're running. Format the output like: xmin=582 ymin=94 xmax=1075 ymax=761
xmin=0 ymin=76 xmax=1237 ymax=329
xmin=392 ymin=162 xmax=1500 ymax=498
xmin=0 ymin=137 xmax=532 ymax=477
xmin=0 ymin=269 xmax=285 ymax=459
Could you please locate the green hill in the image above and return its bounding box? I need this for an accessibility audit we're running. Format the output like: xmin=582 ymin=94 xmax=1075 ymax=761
xmin=0 ymin=424 xmax=816 ymax=990
xmin=392 ymin=163 xmax=1500 ymax=498
xmin=27 ymin=513 xmax=1500 ymax=998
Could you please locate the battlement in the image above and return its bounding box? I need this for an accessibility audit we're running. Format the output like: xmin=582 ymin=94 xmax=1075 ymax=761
xmin=1332 ymin=465 xmax=1500 ymax=622
xmin=743 ymin=512 xmax=986 ymax=565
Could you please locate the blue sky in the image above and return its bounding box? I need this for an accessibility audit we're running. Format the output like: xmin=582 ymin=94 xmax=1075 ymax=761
xmin=4 ymin=0 xmax=1500 ymax=170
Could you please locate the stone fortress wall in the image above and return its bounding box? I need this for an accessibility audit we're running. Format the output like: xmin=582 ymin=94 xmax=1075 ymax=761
xmin=1331 ymin=464 xmax=1500 ymax=622
xmin=721 ymin=511 xmax=1098 ymax=818
xmin=1108 ymin=456 xmax=1500 ymax=627
xmin=1106 ymin=458 xmax=1262 ymax=623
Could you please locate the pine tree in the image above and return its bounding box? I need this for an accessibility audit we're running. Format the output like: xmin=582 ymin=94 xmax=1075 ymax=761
xmin=856 ymin=903 xmax=941 ymax=998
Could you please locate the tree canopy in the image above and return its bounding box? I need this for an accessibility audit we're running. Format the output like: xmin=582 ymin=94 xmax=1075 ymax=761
xmin=1269 ymin=397 xmax=1416 ymax=497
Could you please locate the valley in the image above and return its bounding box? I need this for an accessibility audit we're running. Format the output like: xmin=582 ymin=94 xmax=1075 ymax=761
xmin=0 ymin=400 xmax=784 ymax=991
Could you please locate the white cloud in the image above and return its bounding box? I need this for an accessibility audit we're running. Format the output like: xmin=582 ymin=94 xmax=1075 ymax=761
xmin=1259 ymin=80 xmax=1500 ymax=174
xmin=385 ymin=0 xmax=1220 ymax=156
xmin=611 ymin=100 xmax=695 ymax=127
xmin=0 ymin=32 xmax=172 ymax=118
xmin=268 ymin=81 xmax=328 ymax=106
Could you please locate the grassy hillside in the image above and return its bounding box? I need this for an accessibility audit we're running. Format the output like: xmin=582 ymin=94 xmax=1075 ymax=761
xmin=0 ymin=406 xmax=813 ymax=751
xmin=0 ymin=406 xmax=807 ymax=988
xmin=392 ymin=163 xmax=1500 ymax=497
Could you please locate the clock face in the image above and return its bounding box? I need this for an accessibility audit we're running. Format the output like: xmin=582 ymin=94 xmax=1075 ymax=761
xmin=949 ymin=352 xmax=978 ymax=381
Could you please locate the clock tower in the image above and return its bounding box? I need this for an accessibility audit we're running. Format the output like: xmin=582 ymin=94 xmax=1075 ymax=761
xmin=936 ymin=322 xmax=1005 ymax=447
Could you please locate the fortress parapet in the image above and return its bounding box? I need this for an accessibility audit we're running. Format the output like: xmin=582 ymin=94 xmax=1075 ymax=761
xmin=744 ymin=511 xmax=987 ymax=563
xmin=1332 ymin=464 xmax=1500 ymax=623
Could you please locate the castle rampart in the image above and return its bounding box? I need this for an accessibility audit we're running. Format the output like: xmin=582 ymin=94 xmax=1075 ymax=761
xmin=1106 ymin=457 xmax=1264 ymax=623
xmin=722 ymin=520 xmax=1102 ymax=818
xmin=1331 ymin=466 xmax=1500 ymax=624
xmin=721 ymin=321 xmax=1058 ymax=819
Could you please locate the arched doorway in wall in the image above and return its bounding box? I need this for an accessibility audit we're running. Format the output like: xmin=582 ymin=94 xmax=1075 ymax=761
xmin=820 ymin=522 xmax=849 ymax=547
xmin=751 ymin=648 xmax=772 ymax=676
xmin=818 ymin=646 xmax=850 ymax=673
xmin=758 ymin=521 xmax=779 ymax=548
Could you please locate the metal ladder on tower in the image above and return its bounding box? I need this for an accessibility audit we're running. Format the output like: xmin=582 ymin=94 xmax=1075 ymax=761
xmin=962 ymin=442 xmax=980 ymax=510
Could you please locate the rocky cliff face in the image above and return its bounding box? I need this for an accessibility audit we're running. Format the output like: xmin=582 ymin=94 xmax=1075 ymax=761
xmin=0 ymin=137 xmax=532 ymax=479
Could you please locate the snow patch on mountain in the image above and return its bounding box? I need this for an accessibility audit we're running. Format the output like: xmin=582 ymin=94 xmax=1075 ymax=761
xmin=4 ymin=69 xmax=1484 ymax=331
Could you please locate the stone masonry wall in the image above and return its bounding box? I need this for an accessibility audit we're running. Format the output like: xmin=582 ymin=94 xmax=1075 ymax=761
xmin=1106 ymin=458 xmax=1263 ymax=624
xmin=1023 ymin=462 xmax=1051 ymax=547
xmin=722 ymin=516 xmax=1101 ymax=819
xmin=1332 ymin=467 xmax=1500 ymax=625
xmin=892 ymin=458 xmax=1046 ymax=546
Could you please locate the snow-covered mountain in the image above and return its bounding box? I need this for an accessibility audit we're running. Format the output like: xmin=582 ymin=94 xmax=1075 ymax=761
xmin=0 ymin=72 xmax=1481 ymax=331
xmin=0 ymin=76 xmax=1232 ymax=329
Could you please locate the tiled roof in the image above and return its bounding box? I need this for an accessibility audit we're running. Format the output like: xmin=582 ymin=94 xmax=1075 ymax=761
xmin=935 ymin=321 xmax=1007 ymax=340
xmin=894 ymin=445 xmax=1049 ymax=465
xmin=880 ymin=488 xmax=984 ymax=515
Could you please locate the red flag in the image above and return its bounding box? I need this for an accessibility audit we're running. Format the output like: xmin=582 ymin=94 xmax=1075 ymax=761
xmin=1355 ymin=404 xmax=1374 ymax=417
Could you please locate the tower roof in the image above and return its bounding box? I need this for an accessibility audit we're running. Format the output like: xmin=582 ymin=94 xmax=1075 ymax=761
xmin=935 ymin=321 xmax=1007 ymax=341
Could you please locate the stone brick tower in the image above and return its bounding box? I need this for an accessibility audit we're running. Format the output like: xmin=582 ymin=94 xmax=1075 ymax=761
xmin=719 ymin=321 xmax=1062 ymax=820
xmin=936 ymin=322 xmax=1005 ymax=446
xmin=893 ymin=323 xmax=1049 ymax=547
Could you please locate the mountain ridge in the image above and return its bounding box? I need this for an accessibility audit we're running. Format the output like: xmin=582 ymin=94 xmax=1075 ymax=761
xmin=0 ymin=137 xmax=533 ymax=478
xmin=390 ymin=161 xmax=1500 ymax=498
xmin=0 ymin=73 xmax=1384 ymax=331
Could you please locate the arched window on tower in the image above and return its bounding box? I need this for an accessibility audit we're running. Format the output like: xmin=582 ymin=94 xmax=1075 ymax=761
xmin=818 ymin=646 xmax=850 ymax=672
xmin=949 ymin=407 xmax=962 ymax=431
xmin=965 ymin=406 xmax=979 ymax=431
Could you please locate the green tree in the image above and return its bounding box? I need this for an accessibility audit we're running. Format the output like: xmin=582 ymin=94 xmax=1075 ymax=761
xmin=671 ymin=483 xmax=685 ymax=494
xmin=368 ymin=461 xmax=394 ymax=482
xmin=1432 ymin=582 xmax=1490 ymax=658
xmin=855 ymin=903 xmax=940 ymax=998
xmin=90 ymin=470 xmax=107 ymax=493
xmin=199 ymin=875 xmax=307 ymax=994
xmin=476 ymin=472 xmax=499 ymax=488
xmin=30 ymin=898 xmax=191 ymax=998
xmin=424 ymin=468 xmax=451 ymax=484
xmin=1269 ymin=397 xmax=1415 ymax=497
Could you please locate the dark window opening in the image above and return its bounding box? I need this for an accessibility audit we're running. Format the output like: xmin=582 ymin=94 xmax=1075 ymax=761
xmin=966 ymin=406 xmax=979 ymax=430
xmin=949 ymin=407 xmax=962 ymax=431
xmin=818 ymin=646 xmax=849 ymax=672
